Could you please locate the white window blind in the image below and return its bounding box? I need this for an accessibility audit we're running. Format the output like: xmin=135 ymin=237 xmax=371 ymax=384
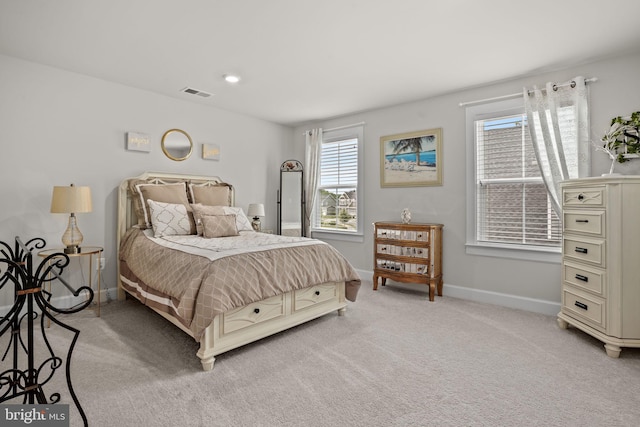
xmin=476 ymin=114 xmax=561 ymax=247
xmin=315 ymin=137 xmax=358 ymax=232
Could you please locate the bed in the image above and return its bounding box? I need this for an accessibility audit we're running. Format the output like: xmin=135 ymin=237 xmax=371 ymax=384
xmin=117 ymin=172 xmax=360 ymax=371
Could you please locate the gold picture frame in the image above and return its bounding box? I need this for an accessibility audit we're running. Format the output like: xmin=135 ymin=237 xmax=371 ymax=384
xmin=380 ymin=128 xmax=442 ymax=187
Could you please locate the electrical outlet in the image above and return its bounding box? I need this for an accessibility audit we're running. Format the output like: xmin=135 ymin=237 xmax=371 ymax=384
xmin=97 ymin=257 xmax=105 ymax=270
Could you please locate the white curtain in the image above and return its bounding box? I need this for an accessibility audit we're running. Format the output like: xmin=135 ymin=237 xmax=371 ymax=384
xmin=304 ymin=128 xmax=322 ymax=237
xmin=524 ymin=76 xmax=590 ymax=215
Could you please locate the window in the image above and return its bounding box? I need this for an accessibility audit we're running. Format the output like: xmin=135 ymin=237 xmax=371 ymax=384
xmin=466 ymin=99 xmax=561 ymax=261
xmin=312 ymin=125 xmax=364 ymax=241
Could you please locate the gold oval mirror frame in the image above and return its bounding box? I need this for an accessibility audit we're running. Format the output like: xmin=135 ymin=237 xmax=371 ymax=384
xmin=161 ymin=129 xmax=193 ymax=161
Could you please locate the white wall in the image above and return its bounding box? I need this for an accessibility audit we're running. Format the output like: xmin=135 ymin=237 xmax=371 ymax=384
xmin=4 ymin=51 xmax=638 ymax=314
xmin=294 ymin=51 xmax=640 ymax=313
xmin=0 ymin=54 xmax=293 ymax=301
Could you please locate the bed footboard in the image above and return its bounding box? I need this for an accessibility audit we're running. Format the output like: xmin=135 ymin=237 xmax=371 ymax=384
xmin=121 ymin=280 xmax=346 ymax=371
xmin=196 ymin=281 xmax=346 ymax=371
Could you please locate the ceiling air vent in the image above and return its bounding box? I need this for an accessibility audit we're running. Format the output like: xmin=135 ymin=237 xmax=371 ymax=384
xmin=180 ymin=87 xmax=213 ymax=98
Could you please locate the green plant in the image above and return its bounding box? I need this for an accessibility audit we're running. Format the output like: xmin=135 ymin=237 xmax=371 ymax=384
xmin=601 ymin=111 xmax=640 ymax=164
xmin=338 ymin=209 xmax=352 ymax=222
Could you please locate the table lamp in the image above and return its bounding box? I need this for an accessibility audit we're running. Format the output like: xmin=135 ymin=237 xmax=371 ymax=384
xmin=247 ymin=203 xmax=265 ymax=231
xmin=50 ymin=184 xmax=93 ymax=253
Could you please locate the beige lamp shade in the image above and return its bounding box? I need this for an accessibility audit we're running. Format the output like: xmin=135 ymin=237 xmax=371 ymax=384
xmin=50 ymin=184 xmax=92 ymax=253
xmin=247 ymin=203 xmax=265 ymax=218
xmin=50 ymin=185 xmax=93 ymax=213
xmin=247 ymin=203 xmax=265 ymax=232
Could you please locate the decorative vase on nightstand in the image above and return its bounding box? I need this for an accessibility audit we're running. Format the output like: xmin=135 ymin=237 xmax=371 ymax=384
xmin=401 ymin=208 xmax=411 ymax=224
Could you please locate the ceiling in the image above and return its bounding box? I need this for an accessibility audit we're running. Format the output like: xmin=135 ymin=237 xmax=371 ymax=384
xmin=2 ymin=0 xmax=640 ymax=127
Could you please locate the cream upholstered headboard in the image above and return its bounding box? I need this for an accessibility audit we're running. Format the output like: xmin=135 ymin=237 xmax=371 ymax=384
xmin=116 ymin=171 xmax=234 ymax=298
xmin=117 ymin=171 xmax=234 ymax=238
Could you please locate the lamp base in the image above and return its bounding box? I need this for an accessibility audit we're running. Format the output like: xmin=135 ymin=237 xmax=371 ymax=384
xmin=61 ymin=213 xmax=84 ymax=253
xmin=251 ymin=217 xmax=261 ymax=232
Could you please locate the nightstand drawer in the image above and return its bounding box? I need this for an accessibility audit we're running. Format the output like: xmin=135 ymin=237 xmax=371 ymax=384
xmin=562 ymin=261 xmax=605 ymax=296
xmin=563 ymin=210 xmax=605 ymax=237
xmin=563 ymin=187 xmax=604 ymax=207
xmin=563 ymin=236 xmax=605 ymax=266
xmin=562 ymin=288 xmax=605 ymax=330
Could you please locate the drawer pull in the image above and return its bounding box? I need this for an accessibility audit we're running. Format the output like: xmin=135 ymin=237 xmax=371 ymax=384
xmin=315 ymin=290 xmax=320 ymax=296
xmin=575 ymin=274 xmax=589 ymax=282
xmin=575 ymin=219 xmax=589 ymax=223
xmin=574 ymin=301 xmax=588 ymax=310
xmin=254 ymin=308 xmax=260 ymax=314
xmin=575 ymin=247 xmax=588 ymax=254
xmin=577 ymin=194 xmax=584 ymax=201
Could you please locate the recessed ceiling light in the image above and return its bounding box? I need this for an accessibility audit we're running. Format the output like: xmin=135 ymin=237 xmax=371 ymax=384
xmin=223 ymin=74 xmax=241 ymax=84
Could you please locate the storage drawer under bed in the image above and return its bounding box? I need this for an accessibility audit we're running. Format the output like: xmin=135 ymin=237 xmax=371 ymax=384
xmin=293 ymin=282 xmax=340 ymax=312
xmin=222 ymin=294 xmax=285 ymax=335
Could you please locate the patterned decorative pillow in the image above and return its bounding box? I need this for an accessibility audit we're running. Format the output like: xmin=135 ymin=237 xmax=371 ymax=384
xmin=190 ymin=204 xmax=254 ymax=234
xmin=148 ymin=200 xmax=192 ymax=237
xmin=191 ymin=204 xmax=226 ymax=235
xmin=201 ymin=215 xmax=239 ymax=238
xmin=223 ymin=206 xmax=254 ymax=232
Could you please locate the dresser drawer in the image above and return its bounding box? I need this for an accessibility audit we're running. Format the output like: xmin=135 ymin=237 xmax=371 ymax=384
xmin=563 ymin=236 xmax=605 ymax=266
xmin=222 ymin=294 xmax=285 ymax=335
xmin=562 ymin=287 xmax=606 ymax=330
xmin=293 ymin=282 xmax=339 ymax=312
xmin=563 ymin=187 xmax=604 ymax=207
xmin=563 ymin=210 xmax=605 ymax=237
xmin=562 ymin=261 xmax=605 ymax=296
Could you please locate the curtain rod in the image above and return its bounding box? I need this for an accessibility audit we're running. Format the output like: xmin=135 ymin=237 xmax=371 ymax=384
xmin=303 ymin=121 xmax=365 ymax=136
xmin=459 ymin=77 xmax=598 ymax=107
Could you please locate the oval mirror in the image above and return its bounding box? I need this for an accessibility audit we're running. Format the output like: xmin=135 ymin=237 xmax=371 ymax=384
xmin=161 ymin=129 xmax=193 ymax=161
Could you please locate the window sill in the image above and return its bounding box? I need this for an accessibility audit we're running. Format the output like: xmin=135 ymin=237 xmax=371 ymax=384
xmin=465 ymin=242 xmax=561 ymax=264
xmin=311 ymin=230 xmax=364 ymax=243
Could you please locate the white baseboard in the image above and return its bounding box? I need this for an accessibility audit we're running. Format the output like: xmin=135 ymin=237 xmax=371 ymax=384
xmin=0 ymin=287 xmax=118 ymax=313
xmin=442 ymin=283 xmax=560 ymax=316
xmin=355 ymin=269 xmax=560 ymax=317
xmin=5 ymin=272 xmax=560 ymax=319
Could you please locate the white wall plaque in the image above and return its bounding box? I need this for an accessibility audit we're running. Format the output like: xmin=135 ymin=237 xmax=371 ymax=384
xmin=126 ymin=132 xmax=151 ymax=152
xmin=202 ymin=143 xmax=220 ymax=160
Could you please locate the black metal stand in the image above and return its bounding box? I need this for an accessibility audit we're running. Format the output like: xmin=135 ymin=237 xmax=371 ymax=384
xmin=0 ymin=236 xmax=94 ymax=426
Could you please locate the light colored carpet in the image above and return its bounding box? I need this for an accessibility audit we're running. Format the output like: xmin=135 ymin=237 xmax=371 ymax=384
xmin=38 ymin=282 xmax=640 ymax=426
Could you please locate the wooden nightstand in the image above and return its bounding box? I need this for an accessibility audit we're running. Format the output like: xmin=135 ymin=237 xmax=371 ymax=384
xmin=373 ymin=222 xmax=443 ymax=301
xmin=38 ymin=246 xmax=104 ymax=316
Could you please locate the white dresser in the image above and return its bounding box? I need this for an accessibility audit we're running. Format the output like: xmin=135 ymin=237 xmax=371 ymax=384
xmin=557 ymin=176 xmax=640 ymax=357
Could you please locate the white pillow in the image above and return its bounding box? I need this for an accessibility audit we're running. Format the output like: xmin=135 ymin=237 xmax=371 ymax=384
xmin=147 ymin=200 xmax=192 ymax=237
xmin=223 ymin=206 xmax=254 ymax=231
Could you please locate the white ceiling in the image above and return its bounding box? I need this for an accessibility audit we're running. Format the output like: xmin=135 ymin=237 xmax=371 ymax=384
xmin=2 ymin=0 xmax=640 ymax=127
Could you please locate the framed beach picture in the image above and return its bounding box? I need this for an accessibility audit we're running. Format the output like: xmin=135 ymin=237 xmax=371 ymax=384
xmin=380 ymin=128 xmax=443 ymax=187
